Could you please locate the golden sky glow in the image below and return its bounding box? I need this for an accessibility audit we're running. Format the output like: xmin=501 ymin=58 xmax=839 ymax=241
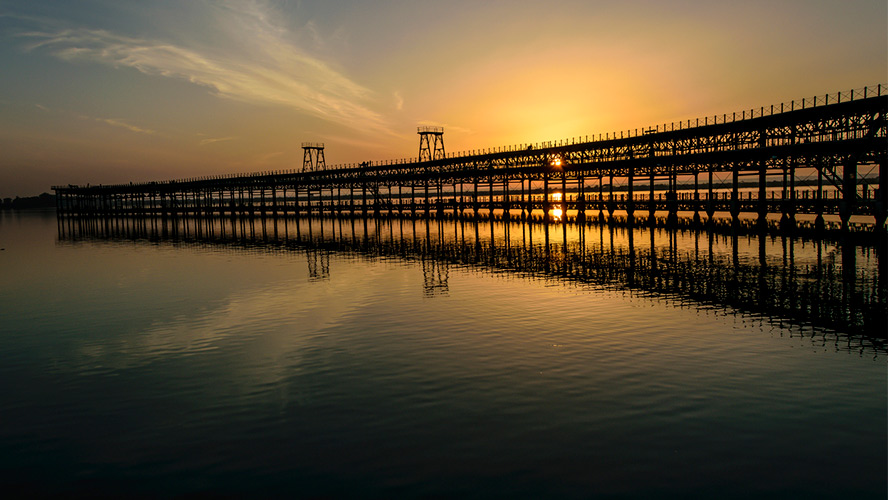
xmin=0 ymin=0 xmax=885 ymax=197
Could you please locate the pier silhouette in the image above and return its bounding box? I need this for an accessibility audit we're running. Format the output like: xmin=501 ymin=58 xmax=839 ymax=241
xmin=54 ymin=85 xmax=887 ymax=234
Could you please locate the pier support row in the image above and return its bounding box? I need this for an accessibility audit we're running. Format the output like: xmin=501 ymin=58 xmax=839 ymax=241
xmin=55 ymin=157 xmax=886 ymax=234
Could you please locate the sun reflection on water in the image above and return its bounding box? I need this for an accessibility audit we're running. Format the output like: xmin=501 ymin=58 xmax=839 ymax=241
xmin=552 ymin=192 xmax=563 ymax=220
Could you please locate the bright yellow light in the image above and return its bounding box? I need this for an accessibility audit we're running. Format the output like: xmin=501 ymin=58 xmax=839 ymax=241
xmin=552 ymin=208 xmax=563 ymax=219
xmin=551 ymin=157 xmax=562 ymax=168
xmin=552 ymin=192 xmax=562 ymax=201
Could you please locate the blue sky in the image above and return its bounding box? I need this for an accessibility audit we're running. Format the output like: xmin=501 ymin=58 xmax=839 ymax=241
xmin=0 ymin=0 xmax=885 ymax=197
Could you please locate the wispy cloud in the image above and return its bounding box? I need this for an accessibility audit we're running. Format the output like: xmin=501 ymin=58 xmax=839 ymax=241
xmin=26 ymin=100 xmax=155 ymax=135
xmin=16 ymin=1 xmax=393 ymax=134
xmin=92 ymin=117 xmax=157 ymax=135
xmin=393 ymin=91 xmax=404 ymax=111
xmin=199 ymin=136 xmax=237 ymax=146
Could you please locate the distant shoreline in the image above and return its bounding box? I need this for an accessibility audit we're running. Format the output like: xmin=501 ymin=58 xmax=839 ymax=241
xmin=1 ymin=193 xmax=56 ymax=210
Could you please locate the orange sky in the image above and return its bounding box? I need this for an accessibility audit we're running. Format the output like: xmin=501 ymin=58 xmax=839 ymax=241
xmin=0 ymin=0 xmax=885 ymax=197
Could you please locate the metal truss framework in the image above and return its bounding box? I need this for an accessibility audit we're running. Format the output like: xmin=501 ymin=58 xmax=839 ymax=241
xmin=301 ymin=142 xmax=326 ymax=172
xmin=417 ymin=126 xmax=445 ymax=162
xmin=55 ymin=88 xmax=888 ymax=230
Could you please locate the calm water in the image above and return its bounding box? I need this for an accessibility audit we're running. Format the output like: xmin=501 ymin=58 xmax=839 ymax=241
xmin=0 ymin=211 xmax=885 ymax=498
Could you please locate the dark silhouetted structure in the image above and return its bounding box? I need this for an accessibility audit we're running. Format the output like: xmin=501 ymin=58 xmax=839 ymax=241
xmin=55 ymin=85 xmax=887 ymax=233
xmin=418 ymin=126 xmax=445 ymax=162
xmin=302 ymin=142 xmax=326 ymax=172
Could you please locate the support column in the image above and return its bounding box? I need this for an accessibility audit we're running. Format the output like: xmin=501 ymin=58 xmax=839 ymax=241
xmin=398 ymin=185 xmax=403 ymax=218
xmin=730 ymin=165 xmax=740 ymax=226
xmin=473 ymin=174 xmax=480 ymax=220
xmin=411 ymin=185 xmax=417 ymax=218
xmin=648 ymin=166 xmax=656 ymax=225
xmin=561 ymin=169 xmax=567 ymax=222
xmin=758 ymin=157 xmax=768 ymax=229
xmin=458 ymin=182 xmax=465 ymax=220
xmin=666 ymin=164 xmax=678 ymax=226
xmin=814 ymin=163 xmax=825 ymax=232
xmin=876 ymin=159 xmax=887 ymax=231
xmin=520 ymin=175 xmax=527 ymax=221
xmin=424 ymin=178 xmax=430 ymax=219
xmin=577 ymin=174 xmax=586 ymax=223
xmin=337 ymin=186 xmax=342 ymax=217
xmin=436 ymin=179 xmax=444 ymax=219
xmin=784 ymin=158 xmax=797 ymax=231
xmin=543 ymin=171 xmax=550 ymax=222
xmin=706 ymin=166 xmax=715 ymax=225
xmin=598 ymin=174 xmax=605 ymax=223
xmin=692 ymin=169 xmax=701 ymax=226
xmin=271 ymin=186 xmax=277 ymax=217
xmin=627 ymin=164 xmax=635 ymax=224
xmin=503 ymin=177 xmax=511 ymax=221
xmin=840 ymin=159 xmax=857 ymax=232
xmin=488 ymin=173 xmax=494 ymax=220
xmin=349 ymin=186 xmax=355 ymax=217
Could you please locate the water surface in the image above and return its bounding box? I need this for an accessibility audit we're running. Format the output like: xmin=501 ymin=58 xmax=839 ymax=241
xmin=0 ymin=211 xmax=885 ymax=498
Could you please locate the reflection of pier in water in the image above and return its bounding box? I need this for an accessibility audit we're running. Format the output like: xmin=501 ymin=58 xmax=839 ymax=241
xmin=59 ymin=215 xmax=886 ymax=352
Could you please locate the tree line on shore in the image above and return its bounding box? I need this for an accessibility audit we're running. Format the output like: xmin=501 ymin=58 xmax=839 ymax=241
xmin=1 ymin=193 xmax=56 ymax=210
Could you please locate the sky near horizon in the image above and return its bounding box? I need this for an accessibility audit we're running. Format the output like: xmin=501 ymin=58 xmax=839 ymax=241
xmin=0 ymin=0 xmax=885 ymax=198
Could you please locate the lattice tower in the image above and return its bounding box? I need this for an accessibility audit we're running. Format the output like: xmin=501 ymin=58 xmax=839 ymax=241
xmin=302 ymin=142 xmax=326 ymax=172
xmin=417 ymin=126 xmax=445 ymax=162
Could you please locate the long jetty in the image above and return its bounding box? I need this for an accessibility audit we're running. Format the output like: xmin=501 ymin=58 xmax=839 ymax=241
xmin=54 ymin=85 xmax=887 ymax=232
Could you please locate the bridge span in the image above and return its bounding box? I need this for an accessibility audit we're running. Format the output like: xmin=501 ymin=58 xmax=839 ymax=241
xmin=55 ymin=85 xmax=887 ymax=233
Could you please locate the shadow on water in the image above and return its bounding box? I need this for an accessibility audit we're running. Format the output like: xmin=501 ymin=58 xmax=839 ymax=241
xmin=58 ymin=214 xmax=887 ymax=353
